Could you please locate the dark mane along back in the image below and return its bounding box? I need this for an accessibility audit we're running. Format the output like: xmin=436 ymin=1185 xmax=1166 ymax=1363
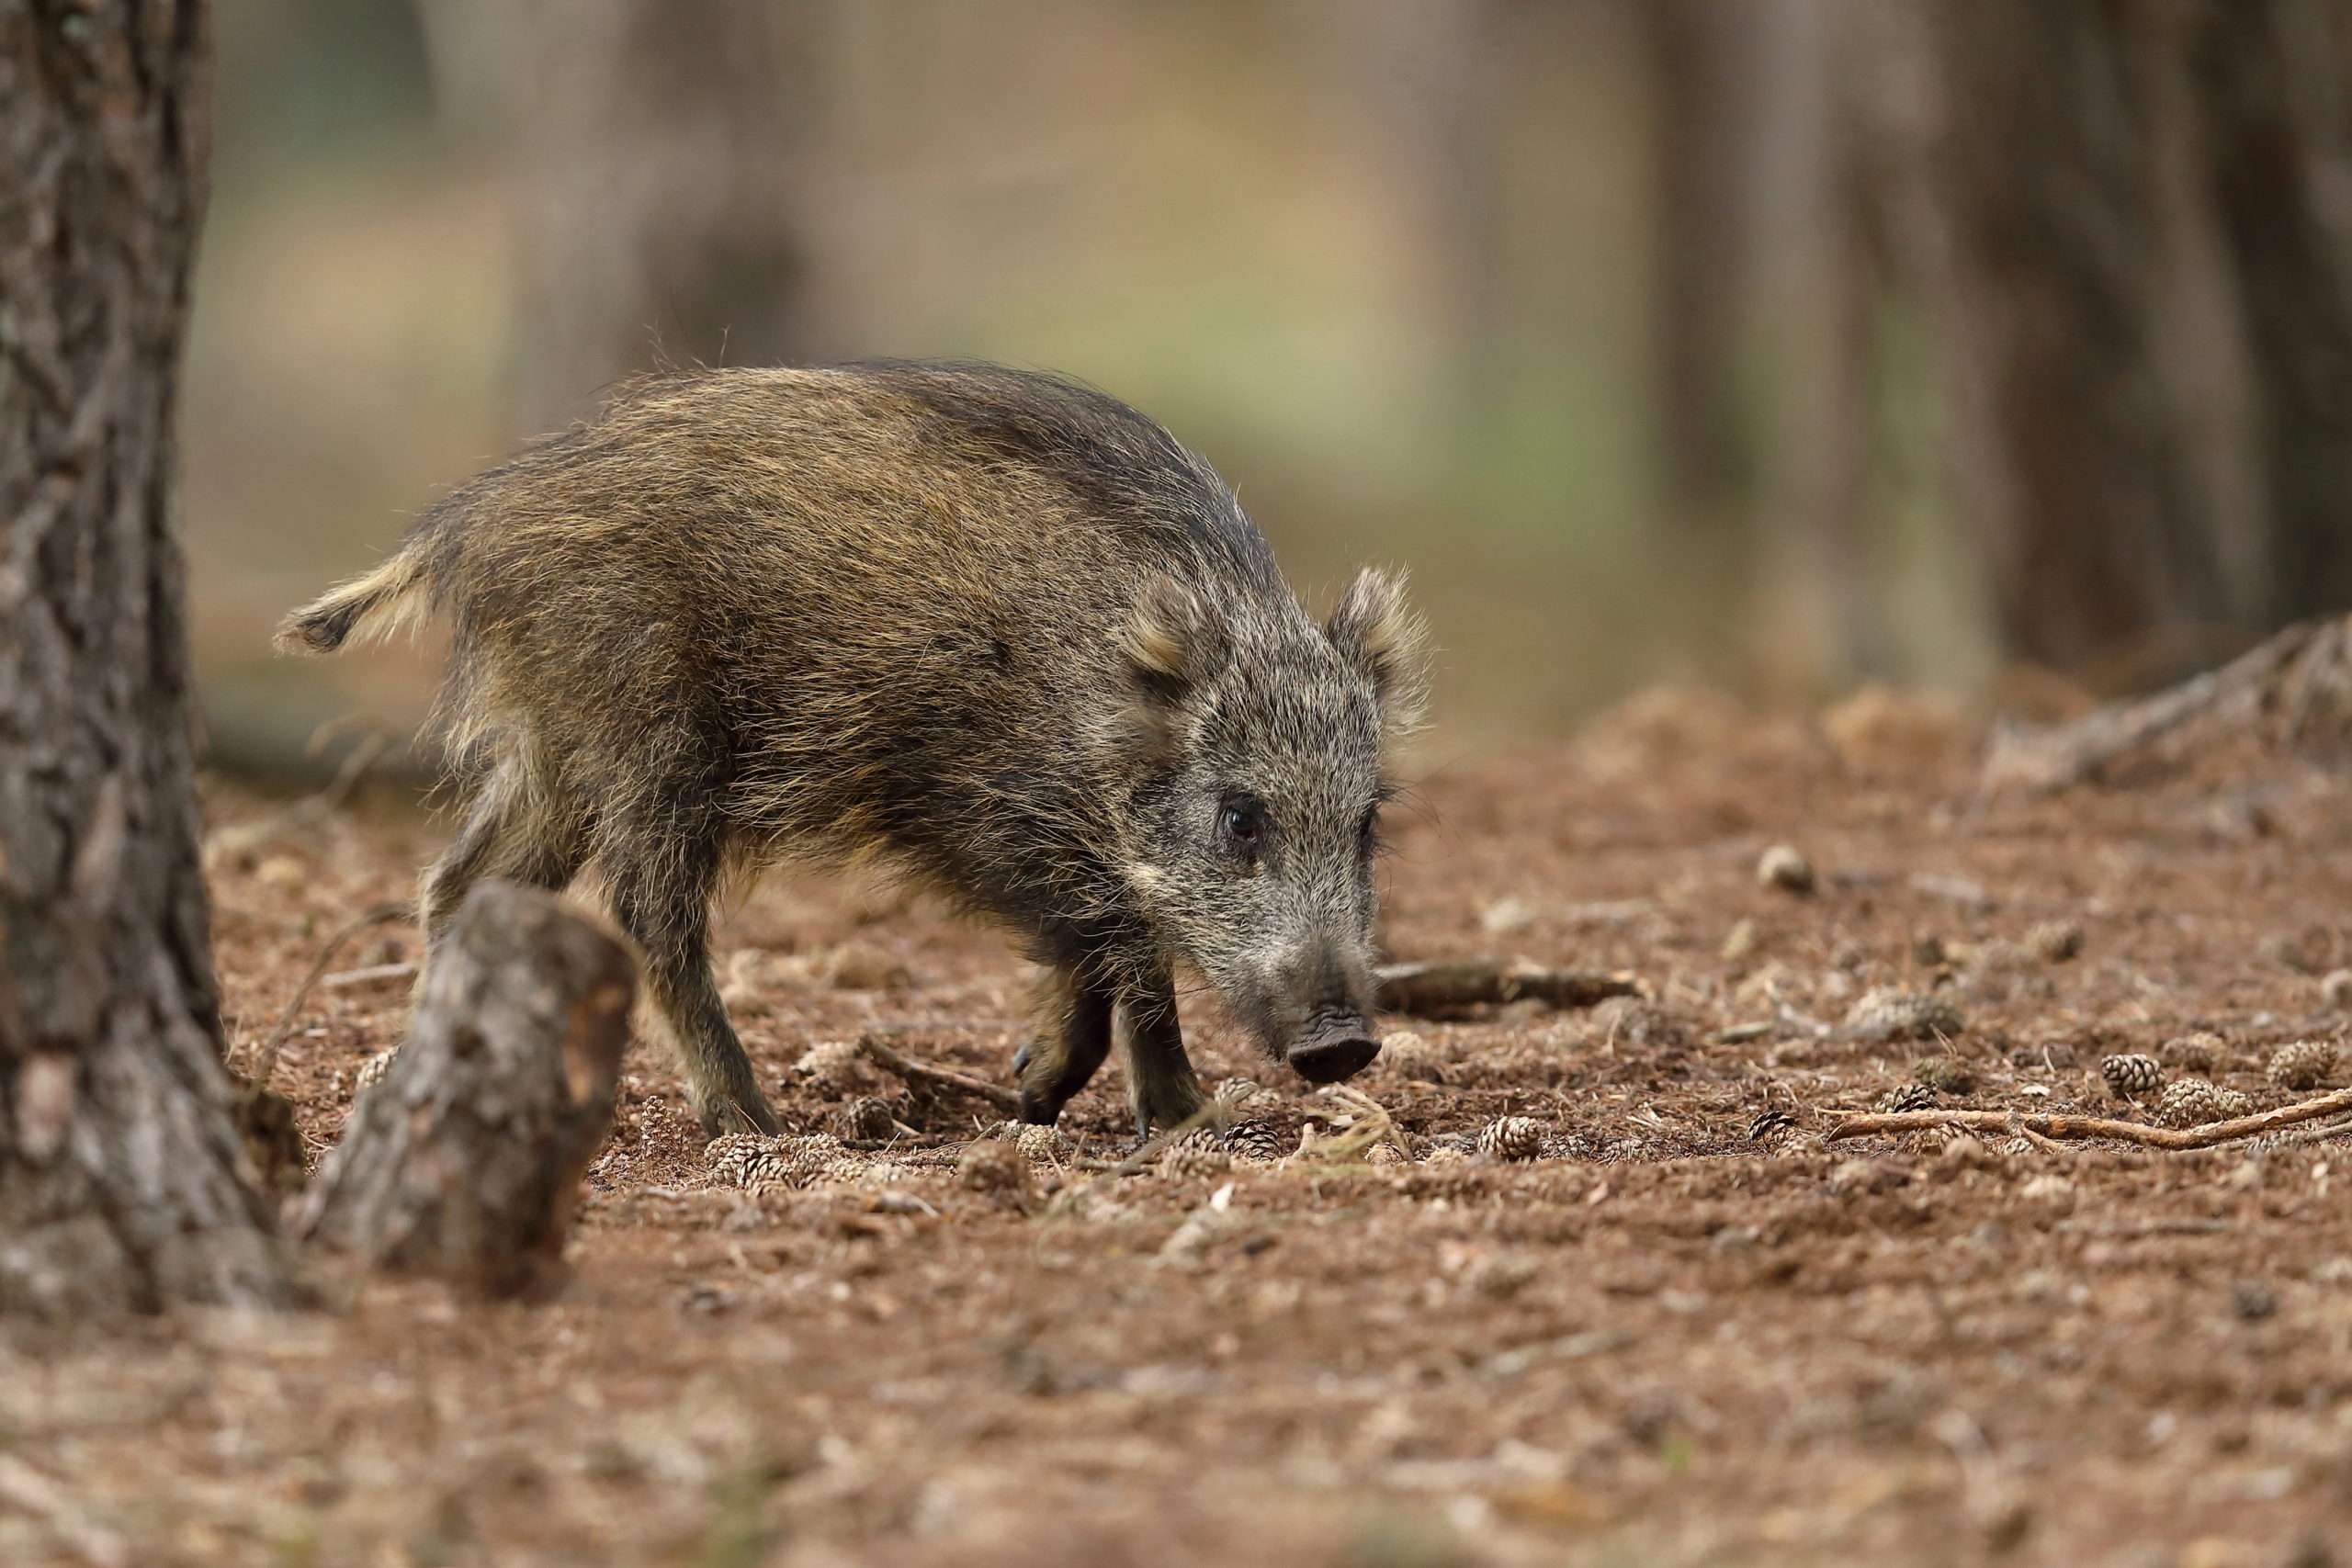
xmin=827 ymin=359 xmax=1283 ymax=587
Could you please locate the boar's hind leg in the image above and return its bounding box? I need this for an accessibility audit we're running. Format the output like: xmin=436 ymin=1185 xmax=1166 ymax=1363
xmin=602 ymin=814 xmax=780 ymax=1137
xmin=1120 ymin=966 xmax=1208 ymax=1138
xmin=421 ymin=763 xmax=591 ymax=946
xmin=1015 ymin=962 xmax=1114 ymax=1125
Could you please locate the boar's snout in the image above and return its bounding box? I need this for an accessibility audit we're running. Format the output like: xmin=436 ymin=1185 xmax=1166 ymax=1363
xmin=1286 ymin=1018 xmax=1380 ymax=1084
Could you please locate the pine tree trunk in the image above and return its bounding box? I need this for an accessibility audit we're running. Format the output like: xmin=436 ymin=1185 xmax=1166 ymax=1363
xmin=1868 ymin=0 xmax=2237 ymax=681
xmin=0 ymin=0 xmax=292 ymax=1315
xmin=419 ymin=0 xmax=821 ymax=433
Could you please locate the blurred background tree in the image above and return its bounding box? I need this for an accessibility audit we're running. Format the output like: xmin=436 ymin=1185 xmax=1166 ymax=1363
xmin=183 ymin=0 xmax=2352 ymax=775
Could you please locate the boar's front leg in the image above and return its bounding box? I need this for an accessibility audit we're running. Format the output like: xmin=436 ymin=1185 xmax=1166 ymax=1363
xmin=1015 ymin=961 xmax=1114 ymax=1125
xmin=1120 ymin=964 xmax=1208 ymax=1138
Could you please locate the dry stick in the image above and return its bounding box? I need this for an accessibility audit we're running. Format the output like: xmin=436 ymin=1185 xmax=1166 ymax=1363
xmin=1826 ymin=1086 xmax=2352 ymax=1151
xmin=2241 ymin=1111 xmax=2352 ymax=1151
xmin=2006 ymin=1111 xmax=2074 ymax=1160
xmin=1305 ymin=1083 xmax=1405 ymax=1164
xmin=248 ymin=900 xmax=415 ymax=1089
xmin=1043 ymin=1101 xmax=1223 ymax=1216
xmin=856 ymin=1031 xmax=1023 ymax=1117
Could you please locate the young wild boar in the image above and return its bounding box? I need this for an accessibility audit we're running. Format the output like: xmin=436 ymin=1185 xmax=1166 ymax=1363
xmin=277 ymin=362 xmax=1424 ymax=1138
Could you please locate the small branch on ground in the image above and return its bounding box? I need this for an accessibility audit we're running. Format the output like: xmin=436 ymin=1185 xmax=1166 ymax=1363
xmin=1042 ymin=1102 xmax=1223 ymax=1216
xmin=1375 ymin=958 xmax=1640 ymax=1019
xmin=247 ymin=900 xmax=413 ymax=1086
xmin=1827 ymin=1086 xmax=2352 ymax=1150
xmin=289 ymin=882 xmax=632 ymax=1299
xmin=856 ymin=1031 xmax=1023 ymax=1116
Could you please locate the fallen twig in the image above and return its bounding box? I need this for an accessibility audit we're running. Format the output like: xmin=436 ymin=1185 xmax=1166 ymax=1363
xmin=248 ymin=900 xmax=415 ymax=1088
xmin=2006 ymin=1111 xmax=2074 ymax=1159
xmin=1826 ymin=1086 xmax=2352 ymax=1150
xmin=2246 ymin=1111 xmax=2352 ymax=1150
xmin=321 ymin=960 xmax=418 ymax=989
xmin=1375 ymin=958 xmax=1639 ymax=1019
xmin=1040 ymin=1101 xmax=1222 ymax=1217
xmin=856 ymin=1031 xmax=1022 ymax=1116
xmin=1296 ymin=1084 xmax=1406 ymax=1165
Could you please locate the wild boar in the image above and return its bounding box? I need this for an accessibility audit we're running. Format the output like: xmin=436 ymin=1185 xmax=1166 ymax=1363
xmin=277 ymin=362 xmax=1424 ymax=1137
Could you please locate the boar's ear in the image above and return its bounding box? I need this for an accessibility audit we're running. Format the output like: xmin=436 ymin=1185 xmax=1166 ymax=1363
xmin=1114 ymin=580 xmax=1226 ymax=755
xmin=1326 ymin=567 xmax=1429 ymax=732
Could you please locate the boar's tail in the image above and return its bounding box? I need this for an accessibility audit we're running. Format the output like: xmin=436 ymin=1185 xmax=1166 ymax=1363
xmin=273 ymin=547 xmax=430 ymax=656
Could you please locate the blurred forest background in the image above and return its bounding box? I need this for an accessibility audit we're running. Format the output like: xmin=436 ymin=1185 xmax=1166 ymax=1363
xmin=187 ymin=0 xmax=2352 ymax=775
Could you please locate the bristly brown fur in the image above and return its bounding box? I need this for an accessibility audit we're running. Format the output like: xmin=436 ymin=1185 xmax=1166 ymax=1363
xmin=279 ymin=361 xmax=1423 ymax=1135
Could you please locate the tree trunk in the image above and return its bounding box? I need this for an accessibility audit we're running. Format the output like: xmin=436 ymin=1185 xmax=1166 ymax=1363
xmin=0 ymin=0 xmax=293 ymax=1314
xmin=2197 ymin=0 xmax=2352 ymax=629
xmin=292 ymin=883 xmax=631 ymax=1301
xmin=1643 ymin=0 xmax=1765 ymax=531
xmin=420 ymin=0 xmax=822 ymax=433
xmin=1866 ymin=0 xmax=2238 ymax=682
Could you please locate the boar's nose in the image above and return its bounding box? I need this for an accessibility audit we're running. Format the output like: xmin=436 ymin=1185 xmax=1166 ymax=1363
xmin=1287 ymin=1021 xmax=1380 ymax=1085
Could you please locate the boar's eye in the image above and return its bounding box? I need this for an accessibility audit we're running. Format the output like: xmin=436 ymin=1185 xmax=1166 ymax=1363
xmin=1217 ymin=795 xmax=1266 ymax=855
xmin=1358 ymin=806 xmax=1381 ymax=859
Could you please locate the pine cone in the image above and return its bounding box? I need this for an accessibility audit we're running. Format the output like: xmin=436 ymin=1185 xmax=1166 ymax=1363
xmin=836 ymin=1095 xmax=899 ymax=1142
xmin=2100 ymin=1053 xmax=2164 ymax=1100
xmin=704 ymin=1133 xmax=771 ymax=1187
xmin=710 ymin=1133 xmax=842 ymax=1190
xmin=2267 ymin=1039 xmax=2339 ymax=1091
xmin=1874 ymin=1084 xmax=1937 ymax=1113
xmin=1159 ymin=1130 xmax=1232 ymax=1180
xmin=1377 ymin=1031 xmax=1448 ymax=1084
xmin=1747 ymin=1109 xmax=1797 ymax=1142
xmin=1213 ymin=1077 xmax=1287 ymax=1117
xmin=2026 ymin=919 xmax=2085 ymax=963
xmin=1476 ymin=1115 xmax=1544 ymax=1162
xmin=1223 ymin=1119 xmax=1288 ymax=1162
xmin=2157 ymin=1078 xmax=2225 ymax=1128
xmin=1422 ymin=1143 xmax=1472 ymax=1167
xmin=956 ymin=1139 xmax=1032 ymax=1196
xmin=1844 ymin=988 xmax=1963 ymax=1043
xmin=1014 ymin=1122 xmax=1070 ymax=1162
xmin=2159 ymin=1032 xmax=2224 ymax=1073
xmin=794 ymin=1039 xmax=874 ymax=1096
xmin=1913 ymin=1057 xmax=1975 ymax=1095
xmin=354 ymin=1046 xmax=401 ymax=1093
xmin=1367 ymin=1141 xmax=1408 ymax=1167
xmin=824 ymin=1155 xmax=888 ymax=1186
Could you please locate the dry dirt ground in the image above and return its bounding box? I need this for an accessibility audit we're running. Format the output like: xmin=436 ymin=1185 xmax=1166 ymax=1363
xmin=11 ymin=689 xmax=2352 ymax=1568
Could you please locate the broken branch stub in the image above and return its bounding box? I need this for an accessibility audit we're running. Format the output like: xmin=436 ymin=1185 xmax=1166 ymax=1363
xmin=291 ymin=882 xmax=633 ymax=1298
xmin=1374 ymin=959 xmax=1640 ymax=1021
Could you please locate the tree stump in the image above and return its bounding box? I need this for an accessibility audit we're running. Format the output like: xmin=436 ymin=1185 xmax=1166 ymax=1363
xmin=291 ymin=883 xmax=633 ymax=1299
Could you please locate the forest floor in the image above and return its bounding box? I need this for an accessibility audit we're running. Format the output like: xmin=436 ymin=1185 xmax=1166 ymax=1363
xmin=9 ymin=687 xmax=2352 ymax=1568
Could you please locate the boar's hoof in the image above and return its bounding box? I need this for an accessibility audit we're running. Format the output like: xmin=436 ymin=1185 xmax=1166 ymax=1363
xmin=1287 ymin=1031 xmax=1380 ymax=1085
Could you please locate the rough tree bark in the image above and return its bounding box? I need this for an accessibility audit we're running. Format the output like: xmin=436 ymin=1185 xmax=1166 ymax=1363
xmin=292 ymin=883 xmax=631 ymax=1301
xmin=420 ymin=0 xmax=821 ymax=432
xmin=1864 ymin=0 xmax=2237 ymax=680
xmin=2197 ymin=0 xmax=2352 ymax=629
xmin=0 ymin=0 xmax=294 ymax=1314
xmin=1851 ymin=0 xmax=2352 ymax=684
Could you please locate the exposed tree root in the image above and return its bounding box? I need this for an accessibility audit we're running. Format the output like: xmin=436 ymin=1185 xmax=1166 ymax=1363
xmin=1981 ymin=614 xmax=2352 ymax=795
